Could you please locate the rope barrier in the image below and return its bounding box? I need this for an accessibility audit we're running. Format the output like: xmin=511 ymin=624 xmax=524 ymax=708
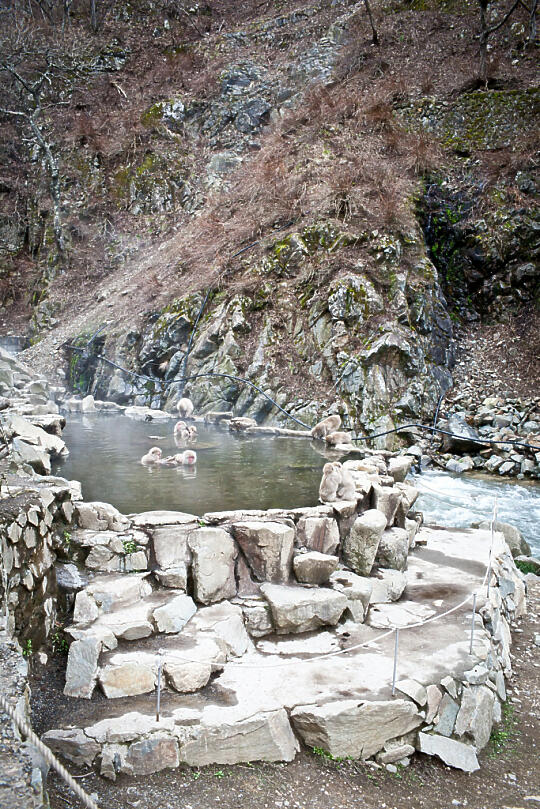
xmin=0 ymin=692 xmax=100 ymax=809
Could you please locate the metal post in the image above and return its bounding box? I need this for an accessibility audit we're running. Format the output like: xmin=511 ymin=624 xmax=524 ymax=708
xmin=487 ymin=499 xmax=498 ymax=596
xmin=391 ymin=628 xmax=400 ymax=696
xmin=156 ymin=649 xmax=164 ymax=722
xmin=469 ymin=592 xmax=477 ymax=655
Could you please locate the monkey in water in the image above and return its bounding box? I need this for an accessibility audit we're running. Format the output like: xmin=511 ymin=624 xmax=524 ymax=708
xmin=311 ymin=414 xmax=341 ymax=440
xmin=181 ymin=449 xmax=197 ymax=466
xmin=177 ymin=397 xmax=194 ymax=418
xmin=325 ymin=430 xmax=353 ymax=447
xmin=141 ymin=447 xmax=163 ymax=466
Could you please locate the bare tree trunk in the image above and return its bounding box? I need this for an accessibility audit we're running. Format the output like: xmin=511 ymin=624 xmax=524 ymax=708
xmin=364 ymin=0 xmax=379 ymax=45
xmin=27 ymin=110 xmax=65 ymax=262
xmin=528 ymin=0 xmax=538 ymax=42
xmin=478 ymin=0 xmax=489 ymax=83
xmin=90 ymin=0 xmax=97 ymax=33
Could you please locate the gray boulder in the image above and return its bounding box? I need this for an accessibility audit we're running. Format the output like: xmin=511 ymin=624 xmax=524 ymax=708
xmin=188 ymin=527 xmax=237 ymax=604
xmin=375 ymin=528 xmax=409 ymax=572
xmin=291 ymin=699 xmax=422 ymax=759
xmin=293 ymin=552 xmax=339 ymax=584
xmin=342 ymin=509 xmax=387 ymax=576
xmin=232 ymin=521 xmax=294 ymax=583
xmin=260 ymin=583 xmax=347 ymax=634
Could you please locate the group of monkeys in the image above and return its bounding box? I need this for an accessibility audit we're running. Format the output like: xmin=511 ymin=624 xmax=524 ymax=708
xmin=141 ymin=405 xmax=356 ymax=502
xmin=140 ymin=398 xmax=198 ymax=468
xmin=310 ymin=414 xmax=354 ymax=449
xmin=311 ymin=414 xmax=357 ymax=503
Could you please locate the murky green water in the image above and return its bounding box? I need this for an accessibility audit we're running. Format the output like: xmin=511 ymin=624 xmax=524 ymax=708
xmin=52 ymin=414 xmax=540 ymax=555
xmin=53 ymin=414 xmax=328 ymax=516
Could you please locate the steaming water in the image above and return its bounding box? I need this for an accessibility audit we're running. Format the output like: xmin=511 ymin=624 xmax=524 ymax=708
xmin=52 ymin=414 xmax=540 ymax=555
xmin=52 ymin=414 xmax=326 ymax=516
xmin=413 ymin=469 xmax=540 ymax=556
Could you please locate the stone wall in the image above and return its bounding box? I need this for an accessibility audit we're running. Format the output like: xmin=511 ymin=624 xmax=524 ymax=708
xmin=0 ymin=346 xmax=78 ymax=807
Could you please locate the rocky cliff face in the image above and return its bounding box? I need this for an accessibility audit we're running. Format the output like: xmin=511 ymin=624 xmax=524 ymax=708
xmin=1 ymin=0 xmax=537 ymax=433
xmin=75 ymin=221 xmax=454 ymax=440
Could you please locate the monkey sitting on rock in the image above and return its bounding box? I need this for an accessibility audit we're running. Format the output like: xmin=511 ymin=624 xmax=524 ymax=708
xmin=319 ymin=461 xmax=357 ymax=502
xmin=177 ymin=397 xmax=194 ymax=418
xmin=311 ymin=414 xmax=341 ymax=440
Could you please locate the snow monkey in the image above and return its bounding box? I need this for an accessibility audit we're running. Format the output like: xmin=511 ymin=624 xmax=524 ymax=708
xmin=177 ymin=397 xmax=194 ymax=418
xmin=325 ymin=430 xmax=353 ymax=448
xmin=311 ymin=414 xmax=341 ymax=440
xmin=334 ymin=462 xmax=357 ymax=501
xmin=318 ymin=462 xmax=342 ymax=502
xmin=141 ymin=447 xmax=163 ymax=466
xmin=182 ymin=449 xmax=197 ymax=466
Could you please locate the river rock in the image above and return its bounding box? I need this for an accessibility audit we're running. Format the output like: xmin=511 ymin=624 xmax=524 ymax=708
xmin=188 ymin=527 xmax=237 ymax=604
xmin=417 ymin=732 xmax=479 ymax=772
xmin=441 ymin=414 xmax=483 ymax=454
xmin=293 ymin=552 xmax=339 ymax=584
xmin=295 ymin=515 xmax=340 ymax=554
xmin=342 ymin=510 xmax=387 ymax=576
xmin=184 ymin=601 xmax=250 ymax=657
xmin=180 ymin=706 xmax=299 ymax=766
xmin=232 ymin=521 xmax=294 ymax=583
xmin=260 ymin=583 xmax=347 ymax=634
xmin=63 ymin=636 xmax=102 ymax=699
xmin=375 ymin=528 xmax=409 ymax=572
xmin=98 ymin=651 xmax=158 ymax=698
xmin=291 ymin=699 xmax=422 ymax=759
xmin=152 ymin=594 xmax=197 ymax=633
xmin=41 ymin=728 xmax=100 ymax=767
xmin=75 ymin=502 xmax=130 ymax=532
xmin=369 ymin=569 xmax=407 ymax=603
xmin=329 ymin=569 xmax=372 ymax=622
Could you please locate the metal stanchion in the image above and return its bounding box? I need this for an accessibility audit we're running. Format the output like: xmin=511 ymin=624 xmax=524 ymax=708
xmin=391 ymin=628 xmax=400 ymax=696
xmin=156 ymin=649 xmax=165 ymax=722
xmin=469 ymin=592 xmax=477 ymax=655
xmin=487 ymin=499 xmax=498 ymax=596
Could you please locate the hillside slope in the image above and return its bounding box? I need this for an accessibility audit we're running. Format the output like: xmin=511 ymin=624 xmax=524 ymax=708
xmin=0 ymin=0 xmax=538 ymax=433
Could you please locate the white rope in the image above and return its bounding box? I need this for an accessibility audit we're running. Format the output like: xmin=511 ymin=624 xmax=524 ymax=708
xmin=0 ymin=693 xmax=100 ymax=809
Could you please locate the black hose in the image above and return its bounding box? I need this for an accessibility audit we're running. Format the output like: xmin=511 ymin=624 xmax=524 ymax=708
xmin=63 ymin=348 xmax=540 ymax=453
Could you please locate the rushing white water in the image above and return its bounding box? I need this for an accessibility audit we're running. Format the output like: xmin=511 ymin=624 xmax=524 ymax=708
xmin=413 ymin=469 xmax=540 ymax=556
